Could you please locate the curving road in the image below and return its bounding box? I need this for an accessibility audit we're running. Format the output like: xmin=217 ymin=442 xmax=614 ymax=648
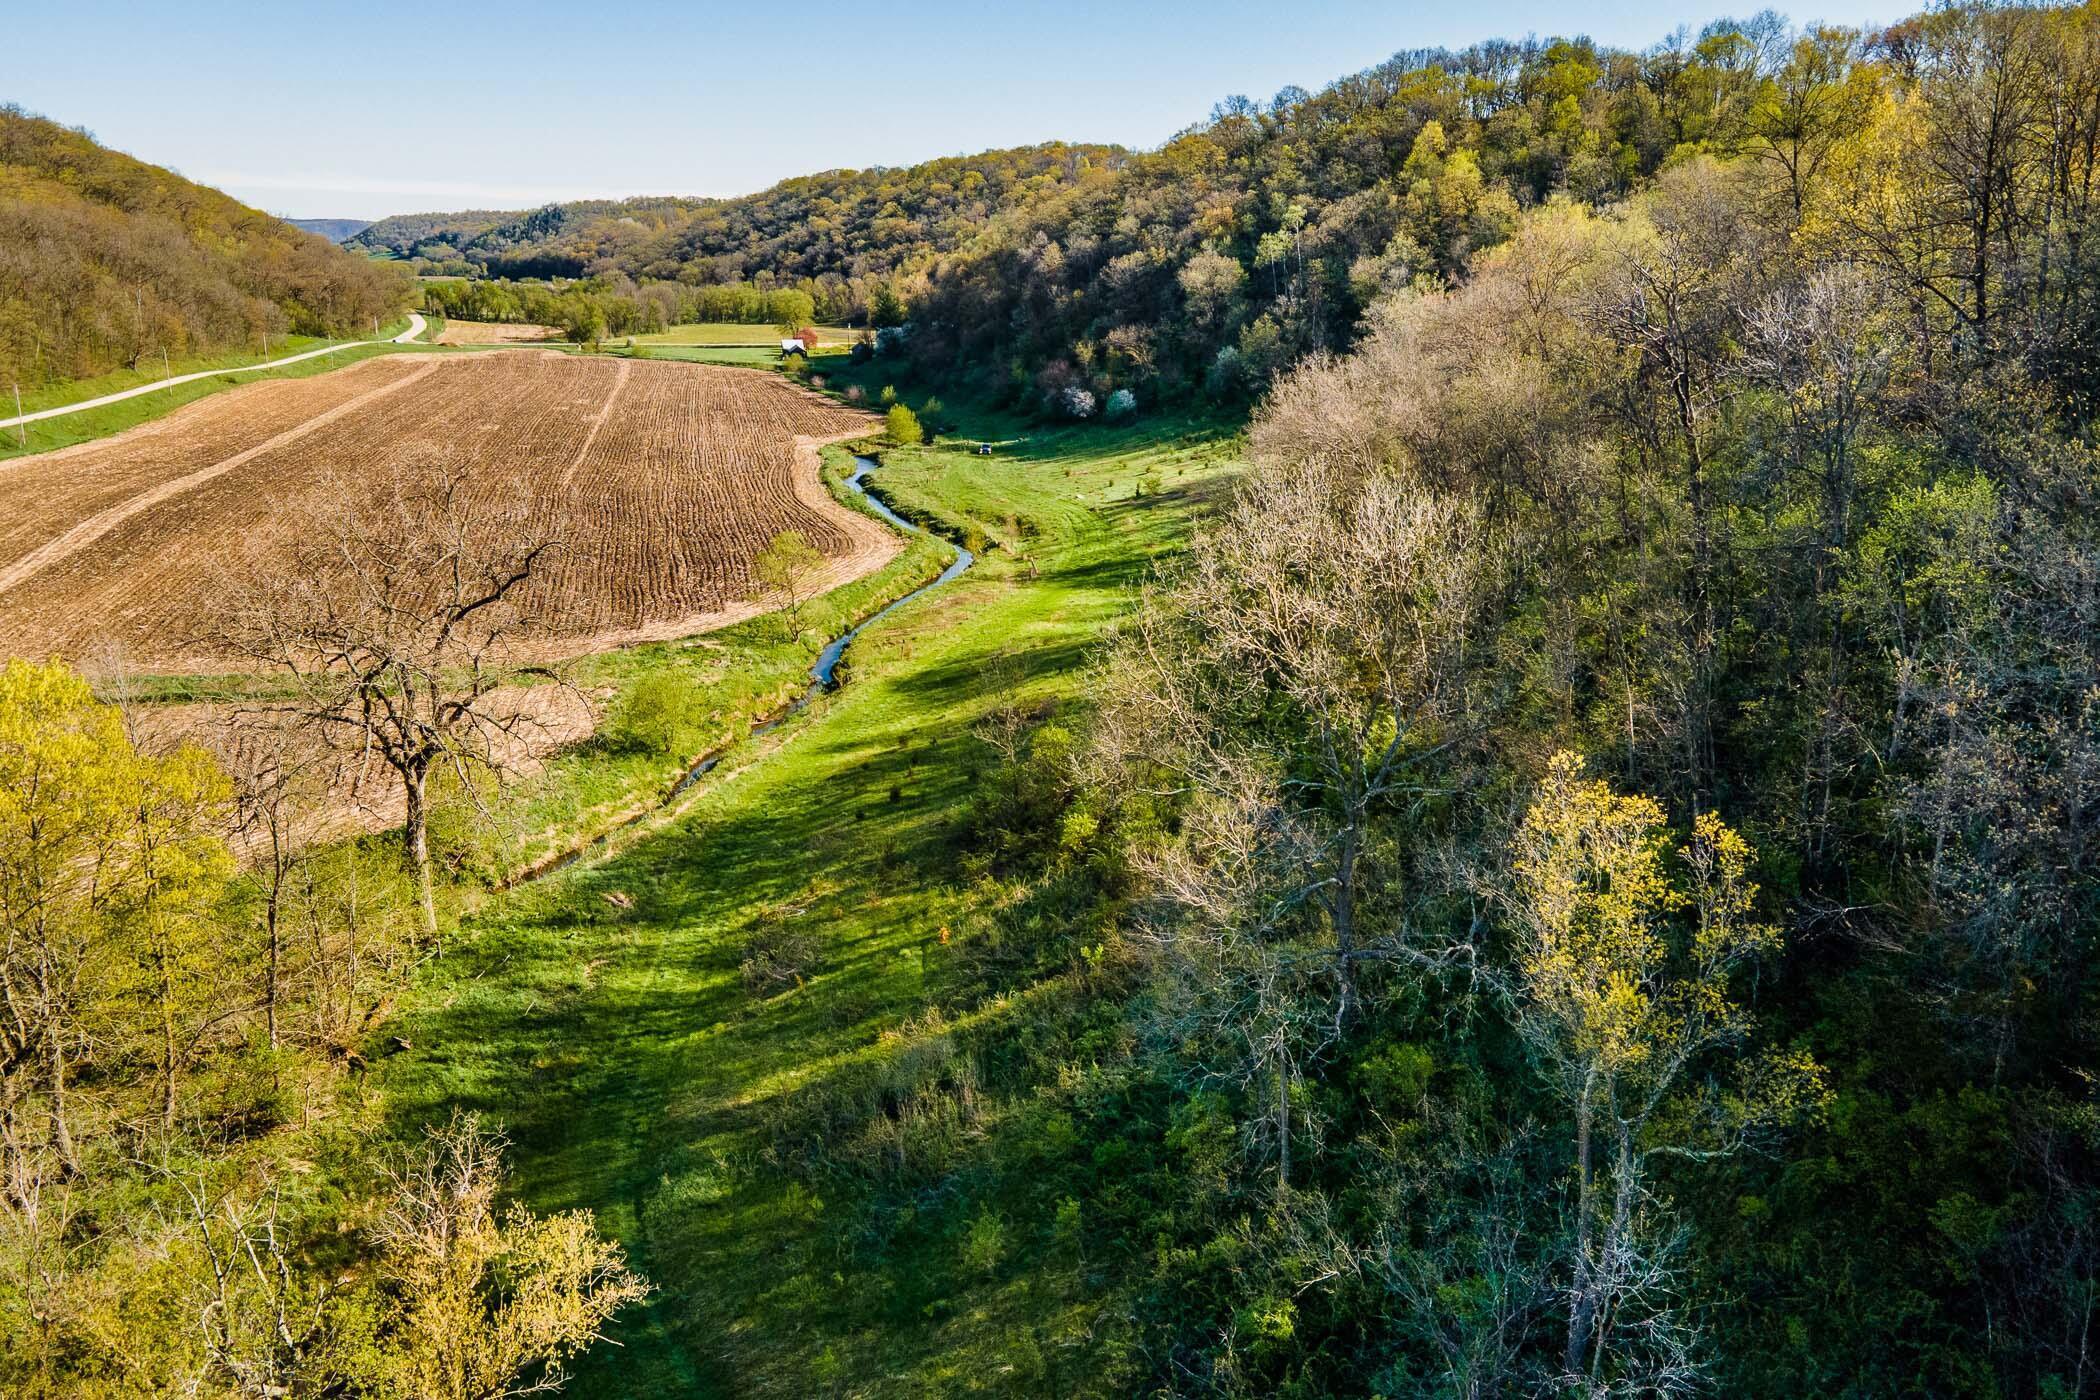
xmin=1 ymin=313 xmax=427 ymax=433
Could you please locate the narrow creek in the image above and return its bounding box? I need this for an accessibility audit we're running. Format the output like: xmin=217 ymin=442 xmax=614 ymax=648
xmin=512 ymin=455 xmax=972 ymax=885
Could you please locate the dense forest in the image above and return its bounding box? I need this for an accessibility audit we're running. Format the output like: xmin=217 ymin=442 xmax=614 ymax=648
xmin=351 ymin=144 xmax=1123 ymax=320
xmin=905 ymin=1 xmax=2100 ymax=414
xmin=7 ymin=1 xmax=2100 ymax=1395
xmin=0 ymin=107 xmax=410 ymax=387
xmin=912 ymin=1 xmax=2100 ymax=1391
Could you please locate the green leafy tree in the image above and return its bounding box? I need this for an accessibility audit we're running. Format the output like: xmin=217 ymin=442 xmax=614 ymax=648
xmin=885 ymin=404 xmax=923 ymax=446
xmin=754 ymin=528 xmax=824 ymax=639
xmin=0 ymin=660 xmax=243 ymax=1175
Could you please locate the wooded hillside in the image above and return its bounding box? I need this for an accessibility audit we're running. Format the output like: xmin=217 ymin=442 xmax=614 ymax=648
xmin=907 ymin=3 xmax=2100 ymax=412
xmin=0 ymin=107 xmax=410 ymax=387
xmin=351 ymin=144 xmax=1124 ymax=314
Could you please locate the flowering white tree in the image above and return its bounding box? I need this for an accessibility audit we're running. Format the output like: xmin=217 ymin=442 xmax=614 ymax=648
xmin=1058 ymin=384 xmax=1097 ymax=419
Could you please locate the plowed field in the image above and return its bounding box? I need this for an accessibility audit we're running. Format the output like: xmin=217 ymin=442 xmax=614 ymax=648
xmin=0 ymin=352 xmax=891 ymax=670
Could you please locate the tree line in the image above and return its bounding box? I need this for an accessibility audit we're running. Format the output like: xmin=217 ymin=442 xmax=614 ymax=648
xmin=418 ymin=275 xmax=850 ymax=339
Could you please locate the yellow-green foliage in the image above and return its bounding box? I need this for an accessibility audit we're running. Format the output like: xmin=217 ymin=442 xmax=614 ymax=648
xmin=1513 ymin=751 xmax=1823 ymax=1126
xmin=886 ymin=403 xmax=924 ymax=446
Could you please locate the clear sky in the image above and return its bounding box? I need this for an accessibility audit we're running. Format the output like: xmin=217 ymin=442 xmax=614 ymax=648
xmin=3 ymin=0 xmax=1912 ymax=220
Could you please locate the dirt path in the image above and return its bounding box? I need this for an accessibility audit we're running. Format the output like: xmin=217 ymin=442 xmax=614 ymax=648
xmin=0 ymin=313 xmax=428 ymax=432
xmin=557 ymin=358 xmax=631 ymax=490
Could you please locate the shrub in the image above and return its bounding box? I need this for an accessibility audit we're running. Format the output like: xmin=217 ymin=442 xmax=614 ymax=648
xmin=1105 ymin=387 xmax=1136 ymax=418
xmin=1057 ymin=384 xmax=1097 ymax=419
xmin=886 ymin=404 xmax=923 ymax=446
xmin=960 ymin=1206 xmax=1007 ymax=1277
xmin=605 ymin=670 xmax=702 ymax=756
xmin=740 ymin=921 xmax=822 ymax=993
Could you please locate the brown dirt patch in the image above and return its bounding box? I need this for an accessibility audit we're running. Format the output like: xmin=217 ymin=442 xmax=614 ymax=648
xmin=435 ymin=320 xmax=562 ymax=345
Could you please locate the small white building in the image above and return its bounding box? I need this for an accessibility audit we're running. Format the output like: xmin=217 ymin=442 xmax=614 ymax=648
xmin=781 ymin=338 xmax=806 ymax=355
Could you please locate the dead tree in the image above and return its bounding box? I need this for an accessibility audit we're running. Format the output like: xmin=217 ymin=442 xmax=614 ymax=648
xmin=226 ymin=461 xmax=562 ymax=945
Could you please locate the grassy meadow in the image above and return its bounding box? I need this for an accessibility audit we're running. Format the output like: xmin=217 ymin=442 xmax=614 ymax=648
xmin=378 ymin=382 xmax=1241 ymax=1396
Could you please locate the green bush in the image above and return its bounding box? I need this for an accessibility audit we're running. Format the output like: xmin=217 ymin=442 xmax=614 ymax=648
xmin=886 ymin=404 xmax=923 ymax=445
xmin=960 ymin=1205 xmax=1007 ymax=1277
xmin=605 ymin=670 xmax=703 ymax=756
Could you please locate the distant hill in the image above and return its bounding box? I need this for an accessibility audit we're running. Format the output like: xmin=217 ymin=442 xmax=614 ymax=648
xmin=0 ymin=105 xmax=411 ymax=387
xmin=350 ymin=143 xmax=1124 ymax=284
xmin=289 ymin=217 xmax=372 ymax=242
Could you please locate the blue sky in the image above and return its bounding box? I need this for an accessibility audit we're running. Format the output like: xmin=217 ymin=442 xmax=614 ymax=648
xmin=4 ymin=0 xmax=1911 ymax=219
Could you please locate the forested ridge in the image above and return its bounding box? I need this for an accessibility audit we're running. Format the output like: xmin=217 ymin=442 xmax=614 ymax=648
xmin=905 ymin=0 xmax=2100 ymax=414
xmin=351 ymin=143 xmax=1124 ymax=311
xmin=6 ymin=2 xmax=2100 ymax=1396
xmin=0 ymin=107 xmax=410 ymax=387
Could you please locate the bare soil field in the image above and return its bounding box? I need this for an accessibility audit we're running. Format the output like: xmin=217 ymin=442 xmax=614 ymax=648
xmin=435 ymin=320 xmax=562 ymax=345
xmin=0 ymin=352 xmax=890 ymax=670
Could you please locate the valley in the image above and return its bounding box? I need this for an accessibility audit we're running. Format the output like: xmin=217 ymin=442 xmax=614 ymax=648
xmin=4 ymin=4 xmax=2099 ymax=1395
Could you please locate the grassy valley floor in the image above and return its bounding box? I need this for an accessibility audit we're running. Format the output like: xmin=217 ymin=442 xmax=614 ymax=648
xmin=375 ymin=411 xmax=1240 ymax=1396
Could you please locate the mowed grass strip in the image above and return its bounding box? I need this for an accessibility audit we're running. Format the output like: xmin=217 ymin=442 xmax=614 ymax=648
xmin=376 ymin=412 xmax=1240 ymax=1397
xmin=633 ymin=323 xmax=859 ymax=347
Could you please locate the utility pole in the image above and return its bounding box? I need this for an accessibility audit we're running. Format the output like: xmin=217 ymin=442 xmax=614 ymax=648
xmin=12 ymin=382 xmax=25 ymax=448
xmin=162 ymin=346 xmax=171 ymax=379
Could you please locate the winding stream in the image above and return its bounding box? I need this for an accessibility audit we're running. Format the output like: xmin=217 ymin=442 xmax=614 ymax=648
xmin=510 ymin=455 xmax=973 ymax=886
xmin=667 ymin=454 xmax=973 ymax=794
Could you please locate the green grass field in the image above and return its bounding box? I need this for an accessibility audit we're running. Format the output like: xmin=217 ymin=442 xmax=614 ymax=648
xmin=377 ymin=396 xmax=1241 ymax=1396
xmin=633 ymin=322 xmax=858 ymax=347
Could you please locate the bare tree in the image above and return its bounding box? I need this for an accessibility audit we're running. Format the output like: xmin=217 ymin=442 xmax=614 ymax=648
xmin=220 ymin=716 xmax=339 ymax=1052
xmin=1091 ymin=456 xmax=1503 ymax=1184
xmin=170 ymin=1168 xmax=330 ymax=1398
xmin=226 ymin=462 xmax=562 ymax=943
xmin=1741 ymin=265 xmax=1899 ymax=866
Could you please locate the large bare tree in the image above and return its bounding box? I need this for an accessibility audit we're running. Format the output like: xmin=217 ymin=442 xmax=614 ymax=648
xmin=226 ymin=462 xmax=562 ymax=943
xmin=1090 ymin=454 xmax=1504 ymax=1185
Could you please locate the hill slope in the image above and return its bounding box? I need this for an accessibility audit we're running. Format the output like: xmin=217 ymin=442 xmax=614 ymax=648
xmin=351 ymin=143 xmax=1124 ymax=284
xmin=288 ymin=217 xmax=373 ymax=241
xmin=0 ymin=106 xmax=410 ymax=387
